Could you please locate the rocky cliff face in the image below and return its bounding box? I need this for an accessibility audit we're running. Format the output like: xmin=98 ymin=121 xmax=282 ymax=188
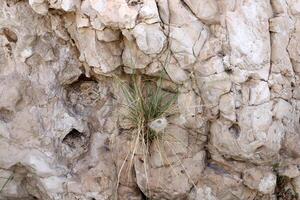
xmin=1 ymin=0 xmax=300 ymax=199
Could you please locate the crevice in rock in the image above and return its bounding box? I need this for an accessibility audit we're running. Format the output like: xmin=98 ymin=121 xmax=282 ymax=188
xmin=141 ymin=191 xmax=149 ymax=200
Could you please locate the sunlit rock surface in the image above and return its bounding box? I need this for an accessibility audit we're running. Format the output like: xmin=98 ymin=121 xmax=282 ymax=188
xmin=1 ymin=0 xmax=300 ymax=199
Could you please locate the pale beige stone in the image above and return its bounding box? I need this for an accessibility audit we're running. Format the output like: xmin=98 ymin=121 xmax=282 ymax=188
xmin=243 ymin=167 xmax=276 ymax=194
xmin=183 ymin=0 xmax=219 ymax=23
xmin=133 ymin=23 xmax=166 ymax=55
xmin=89 ymin=0 xmax=138 ymax=29
xmin=2 ymin=0 xmax=300 ymax=199
xmin=29 ymin=0 xmax=48 ymax=15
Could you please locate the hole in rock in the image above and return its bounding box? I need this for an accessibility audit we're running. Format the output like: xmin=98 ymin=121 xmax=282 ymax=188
xmin=229 ymin=124 xmax=240 ymax=139
xmin=225 ymin=68 xmax=233 ymax=74
xmin=1 ymin=28 xmax=18 ymax=43
xmin=0 ymin=108 xmax=14 ymax=122
xmin=291 ymin=82 xmax=295 ymax=87
xmin=62 ymin=129 xmax=85 ymax=149
xmin=76 ymin=74 xmax=98 ymax=83
xmin=127 ymin=0 xmax=143 ymax=6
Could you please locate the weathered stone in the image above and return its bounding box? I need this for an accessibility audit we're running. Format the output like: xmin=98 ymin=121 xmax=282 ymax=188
xmin=133 ymin=23 xmax=166 ymax=55
xmin=183 ymin=0 xmax=219 ymax=24
xmin=122 ymin=38 xmax=152 ymax=69
xmin=89 ymin=0 xmax=138 ymax=29
xmin=189 ymin=167 xmax=255 ymax=200
xmin=139 ymin=0 xmax=160 ymax=24
xmin=242 ymin=80 xmax=270 ymax=106
xmin=67 ymin=27 xmax=123 ymax=73
xmin=2 ymin=0 xmax=300 ymax=199
xmin=197 ymin=73 xmax=232 ymax=106
xmin=29 ymin=0 xmax=48 ymax=15
xmin=164 ymin=56 xmax=189 ymax=83
xmin=194 ymin=56 xmax=224 ymax=77
xmin=226 ymin=0 xmax=272 ymax=74
xmin=219 ymin=93 xmax=236 ymax=121
xmin=243 ymin=167 xmax=276 ymax=194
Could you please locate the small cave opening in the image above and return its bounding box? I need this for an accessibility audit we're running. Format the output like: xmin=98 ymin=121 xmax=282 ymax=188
xmin=229 ymin=123 xmax=241 ymax=139
xmin=62 ymin=128 xmax=84 ymax=149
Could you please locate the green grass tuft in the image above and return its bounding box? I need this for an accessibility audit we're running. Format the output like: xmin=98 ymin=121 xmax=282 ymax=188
xmin=117 ymin=74 xmax=177 ymax=145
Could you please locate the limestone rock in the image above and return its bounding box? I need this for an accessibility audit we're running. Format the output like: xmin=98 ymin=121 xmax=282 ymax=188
xmin=197 ymin=73 xmax=232 ymax=107
xmin=169 ymin=22 xmax=205 ymax=69
xmin=189 ymin=167 xmax=255 ymax=200
xmin=243 ymin=167 xmax=276 ymax=194
xmin=29 ymin=0 xmax=48 ymax=15
xmin=183 ymin=0 xmax=219 ymax=24
xmin=122 ymin=38 xmax=152 ymax=69
xmin=139 ymin=0 xmax=160 ymax=24
xmin=219 ymin=93 xmax=236 ymax=121
xmin=67 ymin=26 xmax=123 ymax=73
xmin=2 ymin=0 xmax=300 ymax=199
xmin=89 ymin=0 xmax=138 ymax=29
xmin=164 ymin=55 xmax=189 ymax=83
xmin=133 ymin=23 xmax=166 ymax=55
xmin=226 ymin=0 xmax=272 ymax=72
xmin=194 ymin=56 xmax=224 ymax=77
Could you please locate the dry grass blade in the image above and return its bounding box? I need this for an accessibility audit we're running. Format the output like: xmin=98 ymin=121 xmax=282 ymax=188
xmin=0 ymin=174 xmax=13 ymax=194
xmin=114 ymin=73 xmax=178 ymax=199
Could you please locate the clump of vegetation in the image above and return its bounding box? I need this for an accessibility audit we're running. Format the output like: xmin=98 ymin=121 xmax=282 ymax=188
xmin=117 ymin=74 xmax=177 ymax=146
xmin=113 ymin=73 xmax=178 ymax=199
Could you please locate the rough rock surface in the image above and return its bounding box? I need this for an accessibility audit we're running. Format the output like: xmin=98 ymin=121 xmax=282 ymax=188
xmin=1 ymin=0 xmax=300 ymax=199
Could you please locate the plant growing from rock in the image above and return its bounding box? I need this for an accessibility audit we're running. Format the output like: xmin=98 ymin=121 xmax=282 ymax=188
xmin=113 ymin=73 xmax=178 ymax=198
xmin=119 ymin=74 xmax=177 ymax=144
